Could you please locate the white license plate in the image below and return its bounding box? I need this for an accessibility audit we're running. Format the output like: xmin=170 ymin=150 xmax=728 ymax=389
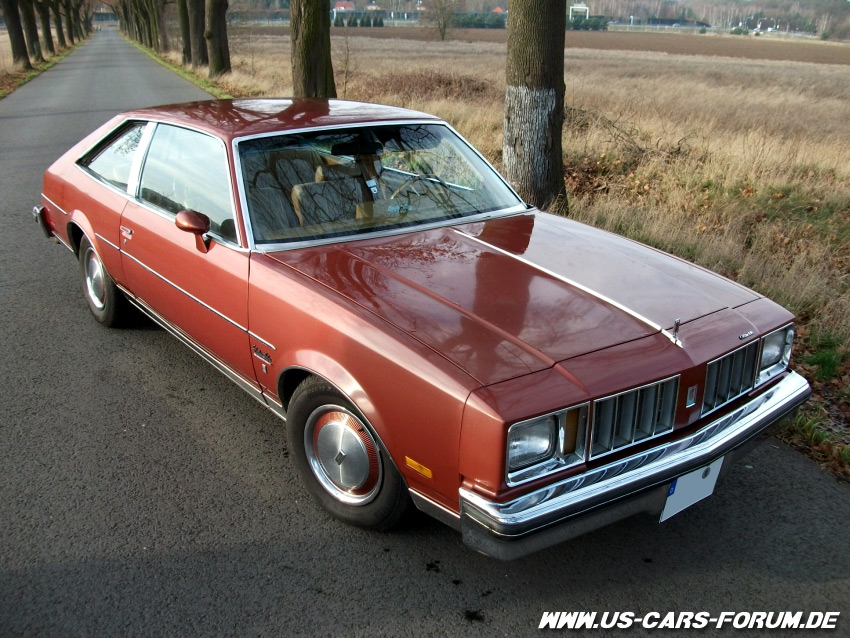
xmin=660 ymin=456 xmax=724 ymax=522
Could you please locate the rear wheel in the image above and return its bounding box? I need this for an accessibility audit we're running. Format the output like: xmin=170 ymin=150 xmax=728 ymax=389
xmin=286 ymin=376 xmax=410 ymax=530
xmin=78 ymin=235 xmax=129 ymax=327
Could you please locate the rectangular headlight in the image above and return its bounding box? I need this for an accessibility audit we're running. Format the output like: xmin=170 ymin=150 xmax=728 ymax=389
xmin=507 ymin=415 xmax=556 ymax=472
xmin=757 ymin=325 xmax=794 ymax=386
xmin=506 ymin=405 xmax=589 ymax=486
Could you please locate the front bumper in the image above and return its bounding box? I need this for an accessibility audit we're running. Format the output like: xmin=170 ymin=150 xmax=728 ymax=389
xmin=460 ymin=371 xmax=810 ymax=560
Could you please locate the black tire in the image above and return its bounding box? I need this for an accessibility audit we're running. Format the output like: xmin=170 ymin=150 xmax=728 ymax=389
xmin=78 ymin=235 xmax=129 ymax=327
xmin=286 ymin=376 xmax=410 ymax=531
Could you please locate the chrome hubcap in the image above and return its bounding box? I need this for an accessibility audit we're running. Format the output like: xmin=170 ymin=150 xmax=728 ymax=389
xmin=305 ymin=407 xmax=382 ymax=505
xmin=84 ymin=248 xmax=106 ymax=310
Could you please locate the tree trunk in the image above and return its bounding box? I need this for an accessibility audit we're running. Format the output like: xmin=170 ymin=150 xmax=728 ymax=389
xmin=503 ymin=0 xmax=567 ymax=210
xmin=51 ymin=0 xmax=67 ymax=49
xmin=0 ymin=0 xmax=33 ymax=69
xmin=72 ymin=0 xmax=84 ymax=40
xmin=19 ymin=0 xmax=46 ymax=63
xmin=291 ymin=0 xmax=336 ymax=98
xmin=177 ymin=0 xmax=192 ymax=64
xmin=63 ymin=0 xmax=75 ymax=43
xmin=205 ymin=0 xmax=230 ymax=77
xmin=186 ymin=0 xmax=208 ymax=66
xmin=34 ymin=0 xmax=56 ymax=55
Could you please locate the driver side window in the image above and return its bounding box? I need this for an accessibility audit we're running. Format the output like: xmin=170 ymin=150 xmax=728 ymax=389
xmin=139 ymin=124 xmax=237 ymax=243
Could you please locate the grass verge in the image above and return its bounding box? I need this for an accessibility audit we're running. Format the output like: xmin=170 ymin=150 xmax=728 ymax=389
xmin=126 ymin=38 xmax=236 ymax=99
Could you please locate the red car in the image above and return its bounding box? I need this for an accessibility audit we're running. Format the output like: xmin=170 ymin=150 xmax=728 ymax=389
xmin=34 ymin=99 xmax=810 ymax=559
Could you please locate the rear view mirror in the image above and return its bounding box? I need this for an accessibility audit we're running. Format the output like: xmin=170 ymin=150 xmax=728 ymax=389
xmin=176 ymin=210 xmax=211 ymax=252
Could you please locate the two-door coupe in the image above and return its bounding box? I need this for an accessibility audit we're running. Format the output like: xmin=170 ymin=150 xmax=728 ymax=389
xmin=34 ymin=99 xmax=810 ymax=559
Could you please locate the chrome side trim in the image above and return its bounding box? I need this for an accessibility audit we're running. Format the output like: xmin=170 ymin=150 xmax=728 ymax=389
xmin=42 ymin=194 xmax=68 ymax=216
xmin=264 ymin=393 xmax=287 ymax=421
xmin=123 ymin=292 xmax=266 ymax=406
xmin=410 ymin=489 xmax=461 ymax=531
xmin=94 ymin=233 xmax=120 ymax=252
xmin=455 ymin=228 xmax=683 ymax=348
xmin=121 ymin=251 xmax=248 ymax=332
xmin=55 ymin=234 xmax=73 ymax=252
xmin=248 ymin=331 xmax=276 ymax=350
xmin=460 ymin=371 xmax=810 ymax=539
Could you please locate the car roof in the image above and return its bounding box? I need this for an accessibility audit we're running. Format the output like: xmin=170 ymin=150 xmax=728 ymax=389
xmin=121 ymin=98 xmax=443 ymax=142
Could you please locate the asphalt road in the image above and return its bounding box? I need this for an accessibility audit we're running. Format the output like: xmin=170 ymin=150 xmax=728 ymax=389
xmin=1 ymin=28 xmax=848 ymax=638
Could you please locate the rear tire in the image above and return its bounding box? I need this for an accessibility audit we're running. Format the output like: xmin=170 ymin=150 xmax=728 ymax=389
xmin=286 ymin=376 xmax=410 ymax=530
xmin=79 ymin=235 xmax=129 ymax=327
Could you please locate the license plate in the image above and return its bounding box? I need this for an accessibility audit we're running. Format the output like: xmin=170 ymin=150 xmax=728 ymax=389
xmin=660 ymin=456 xmax=724 ymax=522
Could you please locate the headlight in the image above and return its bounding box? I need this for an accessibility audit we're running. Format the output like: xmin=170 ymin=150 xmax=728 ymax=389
xmin=505 ymin=404 xmax=589 ymax=486
xmin=507 ymin=415 xmax=556 ymax=472
xmin=757 ymin=325 xmax=794 ymax=386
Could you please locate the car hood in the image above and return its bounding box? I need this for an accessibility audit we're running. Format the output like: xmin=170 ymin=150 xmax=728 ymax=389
xmin=269 ymin=211 xmax=760 ymax=385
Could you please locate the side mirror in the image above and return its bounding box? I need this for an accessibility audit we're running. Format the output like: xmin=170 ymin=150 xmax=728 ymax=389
xmin=176 ymin=210 xmax=211 ymax=253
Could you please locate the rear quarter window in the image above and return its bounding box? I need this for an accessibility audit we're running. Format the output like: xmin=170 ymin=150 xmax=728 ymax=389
xmin=80 ymin=123 xmax=145 ymax=191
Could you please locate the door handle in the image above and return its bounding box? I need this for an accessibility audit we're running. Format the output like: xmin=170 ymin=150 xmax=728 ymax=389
xmin=120 ymin=226 xmax=133 ymax=239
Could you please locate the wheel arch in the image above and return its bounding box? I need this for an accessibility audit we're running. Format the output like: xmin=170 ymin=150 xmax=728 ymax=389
xmin=66 ymin=214 xmax=96 ymax=257
xmin=277 ymin=361 xmax=398 ymax=469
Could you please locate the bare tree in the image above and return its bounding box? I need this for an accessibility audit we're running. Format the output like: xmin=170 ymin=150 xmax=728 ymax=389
xmin=206 ymin=0 xmax=231 ymax=77
xmin=19 ymin=0 xmax=46 ymax=63
xmin=428 ymin=0 xmax=461 ymax=41
xmin=176 ymin=0 xmax=192 ymax=64
xmin=51 ymin=0 xmax=67 ymax=49
xmin=33 ymin=0 xmax=56 ymax=55
xmin=503 ymin=0 xmax=567 ymax=210
xmin=186 ymin=0 xmax=208 ymax=66
xmin=291 ymin=0 xmax=336 ymax=98
xmin=0 ymin=0 xmax=33 ymax=69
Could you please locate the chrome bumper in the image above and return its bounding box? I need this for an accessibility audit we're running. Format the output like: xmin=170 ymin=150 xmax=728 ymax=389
xmin=460 ymin=371 xmax=810 ymax=560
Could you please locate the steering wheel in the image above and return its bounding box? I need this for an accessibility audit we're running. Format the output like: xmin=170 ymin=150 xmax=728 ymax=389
xmin=389 ymin=173 xmax=450 ymax=200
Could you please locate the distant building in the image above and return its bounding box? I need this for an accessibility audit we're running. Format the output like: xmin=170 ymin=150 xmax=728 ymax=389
xmin=569 ymin=3 xmax=590 ymax=21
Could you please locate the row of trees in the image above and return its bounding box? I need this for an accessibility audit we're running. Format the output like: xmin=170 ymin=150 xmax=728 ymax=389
xmin=112 ymin=0 xmax=231 ymax=76
xmin=110 ymin=0 xmax=566 ymax=206
xmin=0 ymin=0 xmax=91 ymax=70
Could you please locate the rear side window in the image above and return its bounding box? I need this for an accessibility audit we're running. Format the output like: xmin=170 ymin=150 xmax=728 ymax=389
xmin=138 ymin=124 xmax=236 ymax=242
xmin=82 ymin=123 xmax=145 ymax=190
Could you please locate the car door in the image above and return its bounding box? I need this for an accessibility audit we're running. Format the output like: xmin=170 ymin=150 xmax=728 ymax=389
xmin=119 ymin=122 xmax=256 ymax=386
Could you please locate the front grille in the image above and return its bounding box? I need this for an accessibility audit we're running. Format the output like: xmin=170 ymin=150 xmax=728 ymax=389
xmin=590 ymin=376 xmax=679 ymax=460
xmin=702 ymin=341 xmax=759 ymax=415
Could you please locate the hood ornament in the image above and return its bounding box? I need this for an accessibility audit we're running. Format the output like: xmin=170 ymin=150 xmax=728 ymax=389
xmin=672 ymin=318 xmax=682 ymax=346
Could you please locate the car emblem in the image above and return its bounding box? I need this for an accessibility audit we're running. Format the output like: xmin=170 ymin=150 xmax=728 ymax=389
xmin=739 ymin=330 xmax=754 ymax=340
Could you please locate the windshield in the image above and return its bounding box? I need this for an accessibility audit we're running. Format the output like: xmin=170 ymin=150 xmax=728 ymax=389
xmin=237 ymin=123 xmax=523 ymax=245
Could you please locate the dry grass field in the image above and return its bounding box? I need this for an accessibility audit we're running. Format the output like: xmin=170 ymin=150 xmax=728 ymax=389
xmin=171 ymin=26 xmax=850 ymax=459
xmin=208 ymin=26 xmax=850 ymax=333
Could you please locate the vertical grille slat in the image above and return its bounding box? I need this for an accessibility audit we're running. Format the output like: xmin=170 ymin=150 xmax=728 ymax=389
xmin=701 ymin=341 xmax=759 ymax=416
xmin=591 ymin=376 xmax=679 ymax=460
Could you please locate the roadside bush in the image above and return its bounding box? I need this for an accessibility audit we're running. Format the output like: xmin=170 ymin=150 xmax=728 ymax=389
xmin=346 ymin=15 xmax=357 ymax=27
xmin=334 ymin=15 xmax=345 ymax=27
xmin=730 ymin=26 xmax=749 ymax=35
xmin=568 ymin=17 xmax=608 ymax=31
xmin=360 ymin=16 xmax=371 ymax=27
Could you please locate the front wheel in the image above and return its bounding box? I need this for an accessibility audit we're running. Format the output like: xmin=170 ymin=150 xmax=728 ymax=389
xmin=286 ymin=377 xmax=410 ymax=530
